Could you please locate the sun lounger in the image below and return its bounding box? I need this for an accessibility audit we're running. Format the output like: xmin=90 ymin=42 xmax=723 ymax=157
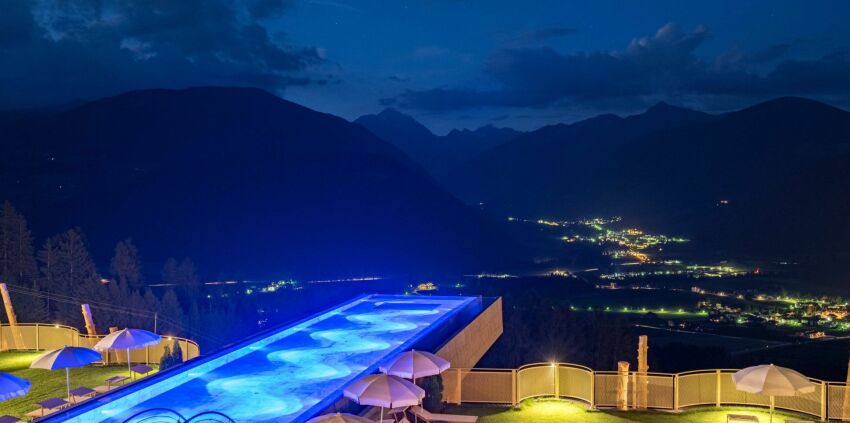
xmin=25 ymin=398 xmax=68 ymax=420
xmin=130 ymin=364 xmax=153 ymax=379
xmin=67 ymin=386 xmax=97 ymax=404
xmin=94 ymin=375 xmax=130 ymax=393
xmin=727 ymin=415 xmax=759 ymax=423
xmin=409 ymin=406 xmax=477 ymax=423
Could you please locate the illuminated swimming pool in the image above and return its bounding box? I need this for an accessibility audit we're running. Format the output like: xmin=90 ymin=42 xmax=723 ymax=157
xmin=50 ymin=295 xmax=476 ymax=423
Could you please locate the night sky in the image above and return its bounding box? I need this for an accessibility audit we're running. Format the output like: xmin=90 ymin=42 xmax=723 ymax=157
xmin=3 ymin=0 xmax=850 ymax=132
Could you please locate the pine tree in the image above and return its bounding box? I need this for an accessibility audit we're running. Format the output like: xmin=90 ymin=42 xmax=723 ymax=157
xmin=159 ymin=343 xmax=173 ymax=370
xmin=0 ymin=202 xmax=48 ymax=322
xmin=159 ymin=289 xmax=184 ymax=335
xmin=171 ymin=338 xmax=183 ymax=363
xmin=110 ymin=239 xmax=143 ymax=292
xmin=161 ymin=258 xmax=180 ymax=286
xmin=162 ymin=257 xmax=199 ymax=306
xmin=40 ymin=229 xmax=105 ymax=328
xmin=37 ymin=236 xmax=59 ymax=319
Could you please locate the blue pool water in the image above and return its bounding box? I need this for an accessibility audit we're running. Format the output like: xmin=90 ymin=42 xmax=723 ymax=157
xmin=55 ymin=295 xmax=475 ymax=423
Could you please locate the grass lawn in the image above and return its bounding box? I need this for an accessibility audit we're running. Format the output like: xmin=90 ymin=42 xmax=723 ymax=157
xmin=445 ymin=398 xmax=812 ymax=423
xmin=0 ymin=351 xmax=158 ymax=419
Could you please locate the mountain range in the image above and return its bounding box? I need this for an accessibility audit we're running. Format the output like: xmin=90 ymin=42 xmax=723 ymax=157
xmin=445 ymin=97 xmax=850 ymax=262
xmin=0 ymin=87 xmax=514 ymax=279
xmin=354 ymin=108 xmax=522 ymax=178
xmin=5 ymin=87 xmax=850 ymax=283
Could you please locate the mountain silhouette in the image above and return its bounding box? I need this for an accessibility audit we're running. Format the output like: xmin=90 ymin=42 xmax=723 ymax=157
xmin=0 ymin=87 xmax=513 ymax=279
xmin=355 ymin=109 xmax=522 ymax=178
xmin=448 ymin=97 xmax=850 ymax=261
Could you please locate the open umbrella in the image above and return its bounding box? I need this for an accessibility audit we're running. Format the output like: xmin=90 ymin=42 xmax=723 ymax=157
xmin=306 ymin=412 xmax=375 ymax=423
xmin=93 ymin=328 xmax=161 ymax=376
xmin=733 ymin=364 xmax=815 ymax=423
xmin=30 ymin=347 xmax=101 ymax=398
xmin=380 ymin=350 xmax=450 ymax=383
xmin=344 ymin=374 xmax=424 ymax=422
xmin=0 ymin=372 xmax=31 ymax=401
xmin=380 ymin=350 xmax=450 ymax=423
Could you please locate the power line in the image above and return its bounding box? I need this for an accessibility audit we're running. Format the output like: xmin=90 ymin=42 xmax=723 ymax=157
xmin=3 ymin=283 xmax=225 ymax=345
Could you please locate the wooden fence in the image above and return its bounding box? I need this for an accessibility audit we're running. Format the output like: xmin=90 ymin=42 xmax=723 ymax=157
xmin=444 ymin=362 xmax=850 ymax=421
xmin=0 ymin=323 xmax=199 ymax=364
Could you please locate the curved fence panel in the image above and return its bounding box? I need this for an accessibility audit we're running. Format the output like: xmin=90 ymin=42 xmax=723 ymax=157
xmin=558 ymin=364 xmax=593 ymax=403
xmin=774 ymin=380 xmax=822 ymax=417
xmin=459 ymin=369 xmax=514 ymax=404
xmin=646 ymin=374 xmax=674 ymax=409
xmin=593 ymin=372 xmax=619 ymax=407
xmin=517 ymin=364 xmax=555 ymax=401
xmin=718 ymin=371 xmax=770 ymax=407
xmin=827 ymin=383 xmax=850 ymax=420
xmin=677 ymin=371 xmax=717 ymax=408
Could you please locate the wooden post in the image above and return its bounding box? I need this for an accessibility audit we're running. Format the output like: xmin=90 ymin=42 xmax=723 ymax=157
xmin=842 ymin=356 xmax=850 ymax=421
xmin=554 ymin=364 xmax=560 ymax=398
xmin=821 ymin=381 xmax=827 ymax=421
xmin=673 ymin=374 xmax=679 ymax=412
xmin=637 ymin=335 xmax=649 ymax=409
xmin=0 ymin=283 xmax=24 ymax=349
xmin=457 ymin=368 xmax=463 ymax=404
xmin=716 ymin=370 xmax=722 ymax=407
xmin=617 ymin=361 xmax=630 ymax=410
xmin=590 ymin=371 xmax=596 ymax=409
xmin=511 ymin=369 xmax=517 ymax=405
xmin=81 ymin=304 xmax=97 ymax=336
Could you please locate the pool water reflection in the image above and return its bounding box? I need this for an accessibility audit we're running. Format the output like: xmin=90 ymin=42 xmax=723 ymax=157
xmin=65 ymin=295 xmax=473 ymax=423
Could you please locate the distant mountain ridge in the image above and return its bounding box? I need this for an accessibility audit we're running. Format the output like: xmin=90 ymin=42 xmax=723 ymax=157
xmin=354 ymin=108 xmax=523 ymax=178
xmin=0 ymin=87 xmax=514 ymax=279
xmin=448 ymin=96 xmax=850 ymax=261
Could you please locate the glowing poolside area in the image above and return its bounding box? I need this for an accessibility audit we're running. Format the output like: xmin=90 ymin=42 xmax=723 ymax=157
xmin=48 ymin=295 xmax=477 ymax=423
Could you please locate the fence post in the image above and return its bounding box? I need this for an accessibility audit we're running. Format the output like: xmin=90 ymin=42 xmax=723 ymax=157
xmin=456 ymin=368 xmax=462 ymax=404
xmin=511 ymin=369 xmax=517 ymax=405
xmin=554 ymin=364 xmax=560 ymax=398
xmin=673 ymin=374 xmax=679 ymax=412
xmin=716 ymin=370 xmax=722 ymax=407
xmin=590 ymin=371 xmax=596 ymax=409
xmin=821 ymin=381 xmax=827 ymax=421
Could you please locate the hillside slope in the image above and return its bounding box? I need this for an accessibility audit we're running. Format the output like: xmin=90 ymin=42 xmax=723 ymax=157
xmin=0 ymin=87 xmax=514 ymax=279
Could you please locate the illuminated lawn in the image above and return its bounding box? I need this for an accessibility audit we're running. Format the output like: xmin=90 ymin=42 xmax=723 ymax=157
xmin=446 ymin=398 xmax=809 ymax=422
xmin=0 ymin=351 xmax=158 ymax=419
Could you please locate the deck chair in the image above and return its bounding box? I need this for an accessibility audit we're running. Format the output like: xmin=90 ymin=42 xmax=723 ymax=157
xmin=408 ymin=406 xmax=478 ymax=423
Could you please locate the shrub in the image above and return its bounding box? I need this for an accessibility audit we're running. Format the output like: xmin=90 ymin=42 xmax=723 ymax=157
xmin=421 ymin=375 xmax=444 ymax=412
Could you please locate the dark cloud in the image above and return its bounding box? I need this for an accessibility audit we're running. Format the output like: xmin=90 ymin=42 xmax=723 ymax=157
xmin=505 ymin=26 xmax=578 ymax=46
xmin=386 ymin=23 xmax=850 ymax=112
xmin=0 ymin=0 xmax=323 ymax=109
xmin=713 ymin=43 xmax=791 ymax=72
xmin=246 ymin=0 xmax=295 ymax=19
xmin=386 ymin=75 xmax=411 ymax=83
